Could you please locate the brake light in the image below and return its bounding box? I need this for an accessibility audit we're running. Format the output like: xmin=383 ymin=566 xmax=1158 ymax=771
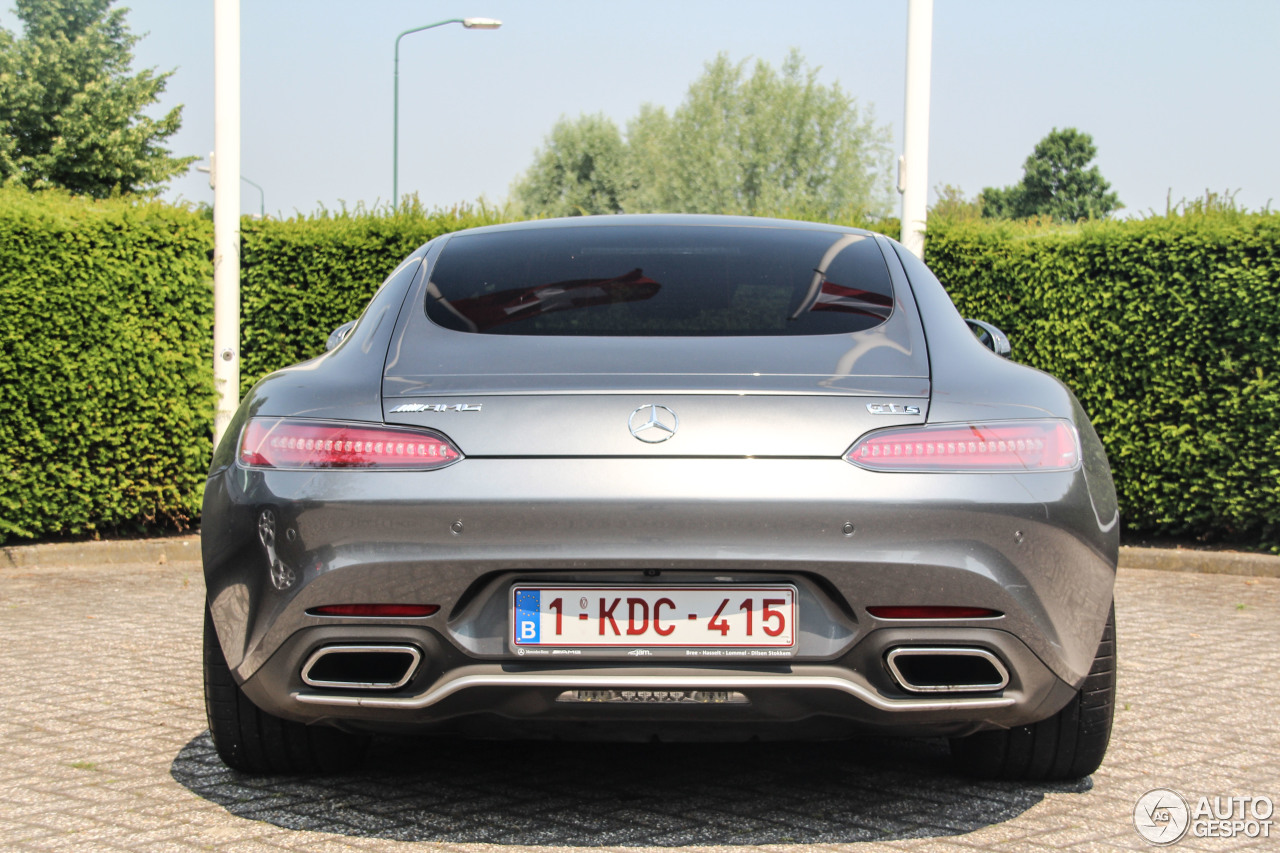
xmin=867 ymin=606 xmax=1002 ymax=620
xmin=308 ymin=604 xmax=440 ymax=618
xmin=239 ymin=418 xmax=462 ymax=470
xmin=846 ymin=420 xmax=1079 ymax=472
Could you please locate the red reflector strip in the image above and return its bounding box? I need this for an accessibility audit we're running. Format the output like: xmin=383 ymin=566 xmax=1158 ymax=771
xmin=239 ymin=418 xmax=461 ymax=470
xmin=847 ymin=420 xmax=1079 ymax=472
xmin=867 ymin=606 xmax=1003 ymax=620
xmin=308 ymin=604 xmax=440 ymax=618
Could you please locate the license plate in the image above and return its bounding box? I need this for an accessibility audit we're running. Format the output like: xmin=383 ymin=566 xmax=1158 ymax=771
xmin=510 ymin=586 xmax=796 ymax=648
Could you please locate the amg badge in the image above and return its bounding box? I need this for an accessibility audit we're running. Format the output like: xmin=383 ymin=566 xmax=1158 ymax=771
xmin=389 ymin=402 xmax=483 ymax=413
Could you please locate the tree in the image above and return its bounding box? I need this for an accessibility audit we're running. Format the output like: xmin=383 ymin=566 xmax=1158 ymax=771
xmin=929 ymin=183 xmax=983 ymax=222
xmin=512 ymin=113 xmax=627 ymax=217
xmin=0 ymin=0 xmax=192 ymax=197
xmin=981 ymin=128 xmax=1120 ymax=221
xmin=513 ymin=50 xmax=894 ymax=220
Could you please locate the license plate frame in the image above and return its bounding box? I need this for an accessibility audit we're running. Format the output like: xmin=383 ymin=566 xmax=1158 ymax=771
xmin=509 ymin=585 xmax=797 ymax=659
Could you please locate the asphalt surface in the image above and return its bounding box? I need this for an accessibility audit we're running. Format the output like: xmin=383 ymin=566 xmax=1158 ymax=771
xmin=0 ymin=545 xmax=1277 ymax=851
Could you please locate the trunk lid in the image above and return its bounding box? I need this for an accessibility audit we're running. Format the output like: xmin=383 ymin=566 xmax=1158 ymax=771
xmin=382 ymin=223 xmax=930 ymax=457
xmin=383 ymin=324 xmax=929 ymax=460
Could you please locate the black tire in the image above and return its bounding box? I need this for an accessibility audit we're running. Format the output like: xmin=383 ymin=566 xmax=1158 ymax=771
xmin=950 ymin=603 xmax=1116 ymax=781
xmin=203 ymin=607 xmax=368 ymax=774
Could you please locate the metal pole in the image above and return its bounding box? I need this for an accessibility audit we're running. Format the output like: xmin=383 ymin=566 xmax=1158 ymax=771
xmin=242 ymin=176 xmax=265 ymax=218
xmin=213 ymin=0 xmax=241 ymax=448
xmin=197 ymin=159 xmax=261 ymax=219
xmin=900 ymin=0 xmax=933 ymax=259
xmin=393 ymin=19 xmax=469 ymax=209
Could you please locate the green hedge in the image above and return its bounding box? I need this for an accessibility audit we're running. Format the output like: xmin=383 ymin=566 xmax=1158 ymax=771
xmin=0 ymin=189 xmax=214 ymax=541
xmin=926 ymin=212 xmax=1280 ymax=547
xmin=239 ymin=202 xmax=506 ymax=395
xmin=0 ymin=197 xmax=506 ymax=543
xmin=3 ymin=194 xmax=1277 ymax=550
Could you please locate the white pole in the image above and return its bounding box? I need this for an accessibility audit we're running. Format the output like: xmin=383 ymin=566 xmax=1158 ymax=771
xmin=899 ymin=0 xmax=933 ymax=259
xmin=212 ymin=0 xmax=241 ymax=449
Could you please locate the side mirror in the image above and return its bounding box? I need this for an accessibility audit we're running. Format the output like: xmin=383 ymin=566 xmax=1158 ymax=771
xmin=325 ymin=320 xmax=357 ymax=352
xmin=964 ymin=318 xmax=1012 ymax=358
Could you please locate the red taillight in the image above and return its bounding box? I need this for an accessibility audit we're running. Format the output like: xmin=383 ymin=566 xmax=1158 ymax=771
xmin=867 ymin=606 xmax=1003 ymax=620
xmin=308 ymin=604 xmax=440 ymax=618
xmin=239 ymin=418 xmax=461 ymax=470
xmin=846 ymin=420 xmax=1079 ymax=472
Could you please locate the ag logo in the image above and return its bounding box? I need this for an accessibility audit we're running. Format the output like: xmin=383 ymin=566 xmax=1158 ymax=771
xmin=1134 ymin=788 xmax=1190 ymax=845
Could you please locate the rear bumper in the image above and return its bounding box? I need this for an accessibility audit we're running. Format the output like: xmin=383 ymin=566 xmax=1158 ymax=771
xmin=238 ymin=620 xmax=1078 ymax=739
xmin=203 ymin=455 xmax=1116 ymax=735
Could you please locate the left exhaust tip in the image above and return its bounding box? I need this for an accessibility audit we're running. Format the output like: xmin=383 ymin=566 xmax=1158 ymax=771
xmin=300 ymin=644 xmax=422 ymax=690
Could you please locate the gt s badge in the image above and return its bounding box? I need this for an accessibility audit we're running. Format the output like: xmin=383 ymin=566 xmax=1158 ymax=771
xmin=867 ymin=403 xmax=921 ymax=415
xmin=390 ymin=402 xmax=483 ymax=413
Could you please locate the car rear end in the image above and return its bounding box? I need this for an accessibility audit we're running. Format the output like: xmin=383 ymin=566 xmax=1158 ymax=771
xmin=203 ymin=216 xmax=1116 ymax=752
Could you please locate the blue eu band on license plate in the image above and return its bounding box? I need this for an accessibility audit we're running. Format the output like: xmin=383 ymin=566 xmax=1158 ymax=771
xmin=514 ymin=588 xmax=541 ymax=644
xmin=510 ymin=585 xmax=796 ymax=649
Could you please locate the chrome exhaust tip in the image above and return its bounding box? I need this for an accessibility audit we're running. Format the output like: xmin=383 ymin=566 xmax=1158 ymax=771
xmin=300 ymin=644 xmax=422 ymax=690
xmin=885 ymin=647 xmax=1009 ymax=694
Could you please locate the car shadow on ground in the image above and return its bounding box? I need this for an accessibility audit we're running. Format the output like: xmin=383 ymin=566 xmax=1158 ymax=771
xmin=171 ymin=731 xmax=1088 ymax=845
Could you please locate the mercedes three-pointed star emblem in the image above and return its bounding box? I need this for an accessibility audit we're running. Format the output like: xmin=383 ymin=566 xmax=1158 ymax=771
xmin=628 ymin=404 xmax=679 ymax=443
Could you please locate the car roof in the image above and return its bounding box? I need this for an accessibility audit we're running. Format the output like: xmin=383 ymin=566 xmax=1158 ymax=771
xmin=438 ymin=213 xmax=879 ymax=240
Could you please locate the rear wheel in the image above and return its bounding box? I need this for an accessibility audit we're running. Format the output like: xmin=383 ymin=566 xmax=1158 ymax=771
xmin=203 ymin=607 xmax=368 ymax=774
xmin=950 ymin=603 xmax=1115 ymax=781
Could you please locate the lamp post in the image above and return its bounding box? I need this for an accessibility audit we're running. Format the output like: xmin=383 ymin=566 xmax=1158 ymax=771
xmin=213 ymin=0 xmax=240 ymax=449
xmin=393 ymin=17 xmax=501 ymax=210
xmin=242 ymin=176 xmax=266 ymax=218
xmin=898 ymin=0 xmax=933 ymax=259
xmin=198 ymin=157 xmax=266 ymax=218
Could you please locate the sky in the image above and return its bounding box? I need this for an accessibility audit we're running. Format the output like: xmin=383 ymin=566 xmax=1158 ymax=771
xmin=5 ymin=0 xmax=1277 ymax=218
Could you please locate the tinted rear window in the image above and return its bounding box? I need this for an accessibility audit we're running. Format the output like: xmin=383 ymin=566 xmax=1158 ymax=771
xmin=424 ymin=225 xmax=893 ymax=336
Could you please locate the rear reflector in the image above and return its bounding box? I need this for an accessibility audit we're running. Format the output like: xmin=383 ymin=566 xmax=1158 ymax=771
xmin=239 ymin=418 xmax=461 ymax=470
xmin=846 ymin=420 xmax=1079 ymax=472
xmin=308 ymin=604 xmax=440 ymax=618
xmin=867 ymin=606 xmax=1002 ymax=620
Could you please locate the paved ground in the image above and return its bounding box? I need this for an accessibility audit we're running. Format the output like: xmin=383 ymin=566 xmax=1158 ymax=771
xmin=0 ymin=557 xmax=1276 ymax=851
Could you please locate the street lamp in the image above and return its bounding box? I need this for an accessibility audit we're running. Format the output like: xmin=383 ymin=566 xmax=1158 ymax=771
xmin=393 ymin=17 xmax=502 ymax=209
xmin=241 ymin=176 xmax=266 ymax=219
xmin=197 ymin=155 xmax=266 ymax=218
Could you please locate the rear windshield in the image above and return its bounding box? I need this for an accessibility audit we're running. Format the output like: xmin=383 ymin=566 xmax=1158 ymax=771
xmin=424 ymin=224 xmax=893 ymax=336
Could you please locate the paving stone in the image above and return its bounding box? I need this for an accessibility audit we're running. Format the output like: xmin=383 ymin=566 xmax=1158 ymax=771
xmin=0 ymin=561 xmax=1277 ymax=851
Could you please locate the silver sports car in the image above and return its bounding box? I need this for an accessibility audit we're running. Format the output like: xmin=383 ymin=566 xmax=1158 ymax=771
xmin=202 ymin=215 xmax=1118 ymax=780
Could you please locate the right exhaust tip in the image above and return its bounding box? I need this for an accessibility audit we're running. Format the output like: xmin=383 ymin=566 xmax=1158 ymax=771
xmin=885 ymin=647 xmax=1010 ymax=694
